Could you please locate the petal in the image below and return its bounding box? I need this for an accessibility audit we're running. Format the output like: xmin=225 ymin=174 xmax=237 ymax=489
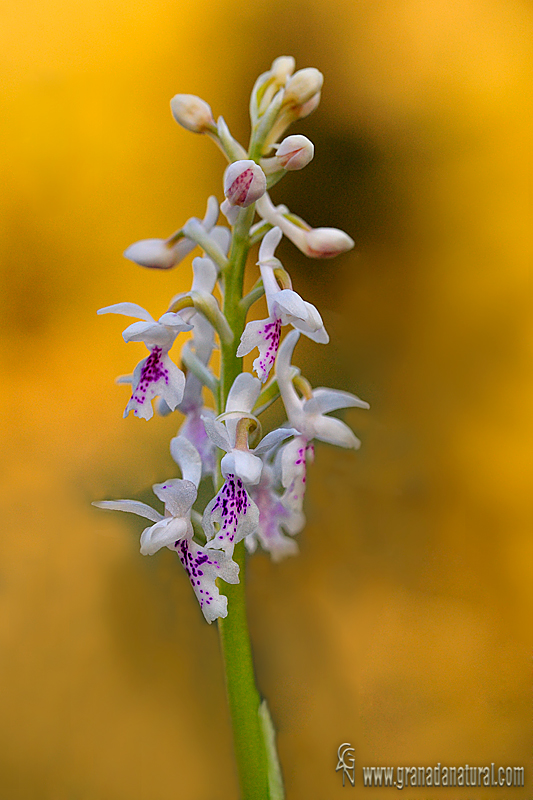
xmin=202 ymin=475 xmax=259 ymax=555
xmin=97 ymin=302 xmax=154 ymax=322
xmin=236 ymin=318 xmax=269 ymax=358
xmin=122 ymin=320 xmax=174 ymax=347
xmin=222 ymin=450 xmax=263 ymax=485
xmin=152 ymin=478 xmax=198 ymax=517
xmin=300 ymin=323 xmax=329 ymax=344
xmin=304 ymin=388 xmax=370 ymax=415
xmin=221 ymin=199 xmax=240 ymax=226
xmin=275 ymin=330 xmax=304 ymax=422
xmin=157 ymin=312 xmax=194 ymax=332
xmin=169 ymin=436 xmax=203 ymax=489
xmin=92 ymin=499 xmax=163 ymax=523
xmin=174 ymin=538 xmax=239 ymax=624
xmin=209 ymin=225 xmax=231 ymax=256
xmin=237 ymin=318 xmax=281 ymax=383
xmin=280 ymin=435 xmax=308 ymax=513
xmin=140 ymin=516 xmax=190 ymax=555
xmin=311 ymin=415 xmax=361 ymax=449
xmin=271 ymin=289 xmax=311 ymax=324
xmin=202 ymin=195 xmax=220 ymax=230
xmin=258 ymin=226 xmax=283 ymax=262
xmin=249 ymin=467 xmax=302 ymax=562
xmin=190 ymin=256 xmax=218 ymax=294
xmin=202 ymin=414 xmax=232 ymax=453
xmin=156 ymin=357 xmax=187 ymax=411
xmin=125 ymin=350 xmax=185 ymax=420
xmin=224 ymin=372 xmax=262 ymax=443
xmin=253 ymin=427 xmax=298 ymax=455
xmin=226 ymin=372 xmax=262 ymax=415
xmin=179 ymin=409 xmax=217 ymax=478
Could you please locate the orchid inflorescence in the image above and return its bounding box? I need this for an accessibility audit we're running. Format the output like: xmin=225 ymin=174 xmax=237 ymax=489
xmin=94 ymin=56 xmax=369 ymax=625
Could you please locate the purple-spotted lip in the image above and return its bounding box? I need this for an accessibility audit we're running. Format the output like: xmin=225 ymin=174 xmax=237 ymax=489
xmin=129 ymin=347 xmax=170 ymax=407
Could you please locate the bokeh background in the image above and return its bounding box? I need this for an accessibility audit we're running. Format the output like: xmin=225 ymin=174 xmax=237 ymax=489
xmin=1 ymin=0 xmax=531 ymax=797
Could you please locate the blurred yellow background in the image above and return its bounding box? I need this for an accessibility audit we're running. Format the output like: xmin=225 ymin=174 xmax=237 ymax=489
xmin=0 ymin=0 xmax=531 ymax=797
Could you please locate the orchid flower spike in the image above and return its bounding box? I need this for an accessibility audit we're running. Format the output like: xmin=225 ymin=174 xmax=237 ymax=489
xmin=256 ymin=193 xmax=354 ymax=258
xmin=124 ymin=195 xmax=219 ymax=269
xmin=202 ymin=373 xmax=296 ymax=554
xmin=97 ymin=303 xmax=192 ymax=420
xmin=237 ymin=227 xmax=328 ymax=383
xmin=94 ymin=437 xmax=238 ymax=622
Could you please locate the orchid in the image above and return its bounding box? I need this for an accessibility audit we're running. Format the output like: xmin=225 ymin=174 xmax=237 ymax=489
xmin=246 ymin=462 xmax=304 ymax=561
xmin=97 ymin=303 xmax=192 ymax=420
xmin=94 ymin=437 xmax=238 ymax=622
xmin=95 ymin=57 xmax=368 ymax=798
xmin=275 ymin=329 xmax=369 ymax=514
xmin=202 ymin=372 xmax=296 ymax=554
xmin=276 ymin=329 xmax=369 ymax=447
xmin=237 ymin=226 xmax=328 ymax=382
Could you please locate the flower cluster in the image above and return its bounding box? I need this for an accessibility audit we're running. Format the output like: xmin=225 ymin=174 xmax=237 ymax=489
xmin=95 ymin=57 xmax=368 ymax=622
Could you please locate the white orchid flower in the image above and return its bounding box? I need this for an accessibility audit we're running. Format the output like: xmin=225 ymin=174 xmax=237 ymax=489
xmin=237 ymin=227 xmax=328 ymax=383
xmin=97 ymin=302 xmax=192 ymax=420
xmin=246 ymin=463 xmax=304 ymax=561
xmin=202 ymin=373 xmax=297 ymax=554
xmin=94 ymin=437 xmax=238 ymax=623
xmin=276 ymin=330 xmax=369 ymax=447
xmin=275 ymin=329 xmax=369 ymax=512
xmin=123 ymin=195 xmax=220 ymax=269
xmin=204 ymin=373 xmax=297 ymax=485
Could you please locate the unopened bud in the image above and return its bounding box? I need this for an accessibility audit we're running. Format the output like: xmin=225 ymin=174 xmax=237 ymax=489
xmin=283 ymin=68 xmax=323 ymax=108
xmin=303 ymin=227 xmax=355 ymax=258
xmin=124 ymin=238 xmax=190 ymax=269
xmin=170 ymin=94 xmax=215 ymax=133
xmin=274 ymin=135 xmax=314 ymax=170
xmin=224 ymin=160 xmax=267 ymax=208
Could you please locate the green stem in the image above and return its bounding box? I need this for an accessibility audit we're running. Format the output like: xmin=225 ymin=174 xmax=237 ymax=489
xmin=217 ymin=201 xmax=271 ymax=799
xmin=218 ymin=543 xmax=269 ymax=799
xmin=219 ymin=205 xmax=255 ymax=408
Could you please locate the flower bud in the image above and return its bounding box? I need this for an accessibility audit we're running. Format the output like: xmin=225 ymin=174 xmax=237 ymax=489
xmin=283 ymin=68 xmax=323 ymax=108
xmin=224 ymin=160 xmax=267 ymax=208
xmin=124 ymin=238 xmax=190 ymax=269
xmin=303 ymin=227 xmax=355 ymax=258
xmin=170 ymin=94 xmax=215 ymax=133
xmin=274 ymin=135 xmax=314 ymax=170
